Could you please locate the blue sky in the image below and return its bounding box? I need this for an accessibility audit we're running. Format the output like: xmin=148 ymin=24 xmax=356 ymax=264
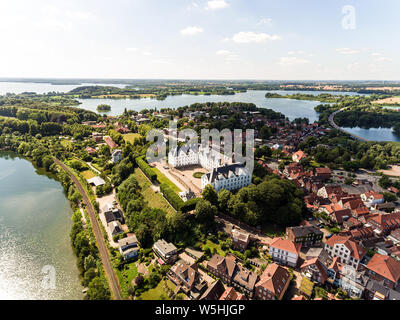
xmin=0 ymin=0 xmax=398 ymax=80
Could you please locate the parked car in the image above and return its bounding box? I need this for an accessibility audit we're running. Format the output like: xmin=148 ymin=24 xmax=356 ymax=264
xmin=326 ymin=233 xmax=333 ymax=239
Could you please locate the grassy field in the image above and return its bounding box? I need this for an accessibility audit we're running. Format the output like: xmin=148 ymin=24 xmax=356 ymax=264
xmin=122 ymin=133 xmax=142 ymax=144
xmin=152 ymin=167 xmax=181 ymax=192
xmin=138 ymin=280 xmax=171 ymax=300
xmin=202 ymin=240 xmax=226 ymax=257
xmin=115 ymin=262 xmax=138 ymax=298
xmin=81 ymin=170 xmax=96 ymax=180
xmin=134 ymin=168 xmax=175 ymax=215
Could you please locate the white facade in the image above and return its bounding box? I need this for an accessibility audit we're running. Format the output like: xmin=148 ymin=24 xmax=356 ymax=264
xmin=269 ymin=246 xmax=299 ymax=268
xmin=324 ymin=243 xmax=361 ymax=270
xmin=201 ymin=164 xmax=252 ymax=192
xmin=112 ymin=149 xmax=123 ymax=163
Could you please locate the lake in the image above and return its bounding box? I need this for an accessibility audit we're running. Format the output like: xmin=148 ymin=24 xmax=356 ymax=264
xmin=78 ymin=90 xmax=333 ymax=123
xmin=342 ymin=127 xmax=400 ymax=142
xmin=0 ymin=152 xmax=83 ymax=300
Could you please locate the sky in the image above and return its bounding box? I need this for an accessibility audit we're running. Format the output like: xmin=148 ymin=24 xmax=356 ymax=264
xmin=0 ymin=0 xmax=399 ymax=80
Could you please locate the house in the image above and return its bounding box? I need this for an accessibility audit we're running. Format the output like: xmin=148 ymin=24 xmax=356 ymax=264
xmin=111 ymin=149 xmax=123 ymax=163
xmin=118 ymin=235 xmax=139 ymax=260
xmin=300 ymin=258 xmax=328 ymax=284
xmin=199 ymin=280 xmax=225 ymax=301
xmin=366 ymin=254 xmax=400 ymax=289
xmin=101 ymin=203 xmax=125 ymax=224
xmin=361 ymin=191 xmax=385 ymax=208
xmin=107 ymin=221 xmax=123 ymax=236
xmin=201 ymin=163 xmax=252 ymax=192
xmin=207 ymin=254 xmax=257 ymax=297
xmin=388 ymin=187 xmax=399 ymax=194
xmin=286 ymin=225 xmax=324 ymax=247
xmin=324 ymin=235 xmax=366 ymax=270
xmin=388 ymin=229 xmax=400 ymax=245
xmin=219 ymin=287 xmax=245 ymax=300
xmin=269 ymin=237 xmax=301 ymax=268
xmin=85 ymin=147 xmax=97 ymax=155
xmin=314 ymin=167 xmax=332 ymax=181
xmin=254 ymin=263 xmax=291 ymax=300
xmin=339 ymin=265 xmax=369 ymax=299
xmin=364 ymin=279 xmax=400 ymax=300
xmin=343 ymin=217 xmax=363 ymax=230
xmin=292 ymin=150 xmax=307 ymax=163
xmin=152 ymin=239 xmax=178 ymax=264
xmin=231 ymin=228 xmax=251 ymax=252
xmin=104 ymin=136 xmax=118 ymax=150
xmin=317 ymin=185 xmax=344 ymax=199
xmin=169 ymin=260 xmax=208 ymax=300
xmin=367 ymin=211 xmax=400 ymax=236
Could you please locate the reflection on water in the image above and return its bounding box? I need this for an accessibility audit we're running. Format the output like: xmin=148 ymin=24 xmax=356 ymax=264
xmin=342 ymin=127 xmax=400 ymax=142
xmin=0 ymin=153 xmax=82 ymax=300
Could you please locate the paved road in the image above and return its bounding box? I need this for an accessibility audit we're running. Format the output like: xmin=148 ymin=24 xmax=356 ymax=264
xmin=328 ymin=108 xmax=369 ymax=142
xmin=54 ymin=158 xmax=122 ymax=300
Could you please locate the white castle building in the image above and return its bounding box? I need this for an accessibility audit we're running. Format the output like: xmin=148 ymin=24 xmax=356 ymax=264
xmin=168 ymin=145 xmax=232 ymax=170
xmin=201 ymin=163 xmax=252 ymax=192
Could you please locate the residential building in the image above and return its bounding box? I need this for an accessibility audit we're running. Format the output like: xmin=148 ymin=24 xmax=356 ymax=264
xmin=300 ymin=258 xmax=328 ymax=284
xmin=339 ymin=265 xmax=369 ymax=298
xmin=366 ymin=211 xmax=400 ymax=236
xmin=104 ymin=136 xmax=118 ymax=150
xmin=168 ymin=260 xmax=208 ymax=300
xmin=364 ymin=279 xmax=400 ymax=300
xmin=324 ymin=235 xmax=366 ymax=270
xmin=219 ymin=287 xmax=245 ymax=300
xmin=207 ymin=254 xmax=257 ymax=297
xmin=269 ymin=237 xmax=301 ymax=268
xmin=366 ymin=254 xmax=400 ymax=290
xmin=314 ymin=167 xmax=332 ymax=181
xmin=361 ymin=191 xmax=385 ymax=208
xmin=201 ymin=163 xmax=252 ymax=192
xmin=292 ymin=150 xmax=307 ymax=162
xmin=286 ymin=225 xmax=323 ymax=247
xmin=254 ymin=263 xmax=291 ymax=300
xmin=231 ymin=228 xmax=251 ymax=252
xmin=111 ymin=149 xmax=123 ymax=163
xmin=199 ymin=280 xmax=225 ymax=301
xmin=107 ymin=221 xmax=123 ymax=236
xmin=118 ymin=235 xmax=139 ymax=260
xmin=152 ymin=239 xmax=178 ymax=264
xmin=388 ymin=229 xmax=400 ymax=245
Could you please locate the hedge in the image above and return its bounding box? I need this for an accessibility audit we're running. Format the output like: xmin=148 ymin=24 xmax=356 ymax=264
xmin=160 ymin=183 xmax=184 ymax=211
xmin=136 ymin=156 xmax=157 ymax=182
xmin=180 ymin=198 xmax=200 ymax=214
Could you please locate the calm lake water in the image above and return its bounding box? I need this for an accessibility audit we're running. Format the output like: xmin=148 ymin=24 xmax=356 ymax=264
xmin=342 ymin=127 xmax=400 ymax=142
xmin=0 ymin=152 xmax=82 ymax=300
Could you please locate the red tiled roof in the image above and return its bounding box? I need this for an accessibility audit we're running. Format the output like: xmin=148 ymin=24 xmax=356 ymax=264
xmin=326 ymin=235 xmax=366 ymax=260
xmin=255 ymin=263 xmax=291 ymax=299
xmin=367 ymin=254 xmax=400 ymax=283
xmin=270 ymin=237 xmax=301 ymax=254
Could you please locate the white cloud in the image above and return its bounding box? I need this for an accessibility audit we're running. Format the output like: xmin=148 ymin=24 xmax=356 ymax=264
xmin=336 ymin=48 xmax=360 ymax=55
xmin=216 ymin=50 xmax=231 ymax=55
xmin=371 ymin=52 xmax=382 ymax=56
xmin=180 ymin=26 xmax=204 ymax=36
xmin=186 ymin=2 xmax=199 ymax=10
xmin=126 ymin=48 xmax=138 ymax=52
xmin=231 ymin=32 xmax=280 ymax=43
xmin=205 ymin=0 xmax=229 ymax=10
xmin=347 ymin=62 xmax=360 ymax=70
xmin=279 ymin=57 xmax=310 ymax=66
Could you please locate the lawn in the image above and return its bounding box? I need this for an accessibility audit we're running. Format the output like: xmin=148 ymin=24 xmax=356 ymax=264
xmin=138 ymin=280 xmax=170 ymax=300
xmin=202 ymin=240 xmax=226 ymax=257
xmin=81 ymin=170 xmax=96 ymax=180
xmin=134 ymin=168 xmax=175 ymax=215
xmin=115 ymin=262 xmax=138 ymax=298
xmin=152 ymin=167 xmax=181 ymax=192
xmin=123 ymin=133 xmax=142 ymax=144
